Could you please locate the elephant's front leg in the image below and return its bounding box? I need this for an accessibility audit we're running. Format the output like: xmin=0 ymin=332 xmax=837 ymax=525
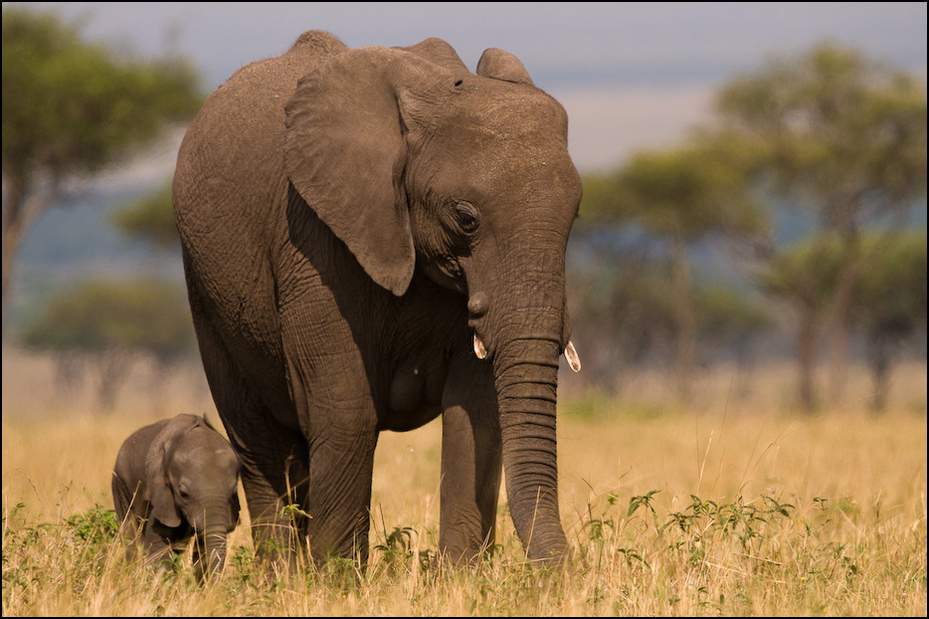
xmin=139 ymin=522 xmax=183 ymax=568
xmin=439 ymin=352 xmax=502 ymax=565
xmin=304 ymin=407 xmax=379 ymax=566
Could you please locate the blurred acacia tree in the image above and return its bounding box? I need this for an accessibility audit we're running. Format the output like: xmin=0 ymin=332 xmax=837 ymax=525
xmin=20 ymin=279 xmax=196 ymax=411
xmin=761 ymin=229 xmax=927 ymax=411
xmin=28 ymin=179 xmax=192 ymax=410
xmin=580 ymin=138 xmax=768 ymax=402
xmin=714 ymin=42 xmax=928 ymax=406
xmin=110 ymin=182 xmax=179 ymax=250
xmin=854 ymin=229 xmax=927 ymax=412
xmin=760 ymin=235 xmax=844 ymax=410
xmin=1 ymin=6 xmax=202 ymax=315
xmin=567 ymin=252 xmax=677 ymax=390
xmin=567 ymin=247 xmax=774 ymax=398
xmin=695 ymin=285 xmax=775 ymax=363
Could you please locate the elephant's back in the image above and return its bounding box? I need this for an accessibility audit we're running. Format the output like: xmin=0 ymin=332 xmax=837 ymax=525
xmin=175 ymin=31 xmax=347 ymax=234
xmin=220 ymin=30 xmax=349 ymax=103
xmin=172 ymin=32 xmax=350 ymax=390
xmin=175 ymin=30 xmax=348 ymax=213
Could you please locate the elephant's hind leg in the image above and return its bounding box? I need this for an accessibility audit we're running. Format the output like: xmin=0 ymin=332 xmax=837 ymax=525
xmin=234 ymin=419 xmax=310 ymax=567
xmin=184 ymin=274 xmax=309 ymax=570
xmin=203 ymin=375 xmax=308 ymax=569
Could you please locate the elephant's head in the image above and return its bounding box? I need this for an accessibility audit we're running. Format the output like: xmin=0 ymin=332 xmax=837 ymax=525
xmin=284 ymin=40 xmax=580 ymax=564
xmin=147 ymin=415 xmax=241 ymax=577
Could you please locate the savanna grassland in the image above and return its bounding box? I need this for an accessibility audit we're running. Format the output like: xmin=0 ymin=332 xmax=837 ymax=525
xmin=2 ymin=349 xmax=927 ymax=616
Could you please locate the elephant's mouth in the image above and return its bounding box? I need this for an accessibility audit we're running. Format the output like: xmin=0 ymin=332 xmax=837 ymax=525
xmin=467 ymin=290 xmax=495 ymax=361
xmin=466 ymin=291 xmax=580 ymax=371
xmin=470 ymin=330 xmax=580 ymax=372
xmin=468 ymin=291 xmax=493 ymax=359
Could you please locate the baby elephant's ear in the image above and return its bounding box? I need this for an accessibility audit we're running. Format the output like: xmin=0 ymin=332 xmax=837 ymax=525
xmin=148 ymin=478 xmax=182 ymax=529
xmin=145 ymin=416 xmax=193 ymax=530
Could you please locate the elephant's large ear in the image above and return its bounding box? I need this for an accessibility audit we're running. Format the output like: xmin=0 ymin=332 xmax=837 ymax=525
xmin=285 ymin=47 xmax=450 ymax=297
xmin=476 ymin=48 xmax=534 ymax=86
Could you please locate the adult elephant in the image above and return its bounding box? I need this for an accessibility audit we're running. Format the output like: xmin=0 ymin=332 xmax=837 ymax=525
xmin=173 ymin=30 xmax=582 ymax=568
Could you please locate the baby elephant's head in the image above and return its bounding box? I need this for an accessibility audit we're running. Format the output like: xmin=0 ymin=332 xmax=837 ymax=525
xmin=149 ymin=415 xmax=241 ymax=577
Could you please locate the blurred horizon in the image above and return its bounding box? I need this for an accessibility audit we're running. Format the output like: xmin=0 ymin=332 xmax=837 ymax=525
xmin=8 ymin=2 xmax=928 ymax=173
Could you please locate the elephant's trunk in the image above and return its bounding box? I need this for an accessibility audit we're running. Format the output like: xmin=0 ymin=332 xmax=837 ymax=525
xmin=496 ymin=337 xmax=567 ymax=565
xmin=202 ymin=523 xmax=229 ymax=578
xmin=487 ymin=248 xmax=569 ymax=566
xmin=199 ymin=502 xmax=233 ymax=578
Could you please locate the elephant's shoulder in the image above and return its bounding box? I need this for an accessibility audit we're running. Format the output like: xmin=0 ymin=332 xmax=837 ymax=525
xmin=215 ymin=31 xmax=348 ymax=100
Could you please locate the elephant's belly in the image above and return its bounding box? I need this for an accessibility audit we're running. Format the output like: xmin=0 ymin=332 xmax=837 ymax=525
xmin=380 ymin=357 xmax=445 ymax=432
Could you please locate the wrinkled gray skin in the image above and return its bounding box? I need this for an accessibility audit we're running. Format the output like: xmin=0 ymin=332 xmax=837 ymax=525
xmin=173 ymin=31 xmax=581 ymax=568
xmin=112 ymin=414 xmax=241 ymax=579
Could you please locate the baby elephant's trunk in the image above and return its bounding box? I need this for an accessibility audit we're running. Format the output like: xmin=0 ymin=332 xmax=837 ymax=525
xmin=202 ymin=522 xmax=229 ymax=578
xmin=199 ymin=495 xmax=236 ymax=579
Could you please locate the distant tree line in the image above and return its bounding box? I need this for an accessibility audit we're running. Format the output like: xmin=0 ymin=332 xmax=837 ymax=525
xmin=576 ymin=43 xmax=926 ymax=411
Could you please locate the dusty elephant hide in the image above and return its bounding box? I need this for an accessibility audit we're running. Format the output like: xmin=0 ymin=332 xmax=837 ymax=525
xmin=173 ymin=30 xmax=582 ymax=568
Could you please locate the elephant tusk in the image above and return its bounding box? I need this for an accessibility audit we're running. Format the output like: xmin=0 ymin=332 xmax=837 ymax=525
xmin=473 ymin=334 xmax=488 ymax=360
xmin=564 ymin=340 xmax=581 ymax=372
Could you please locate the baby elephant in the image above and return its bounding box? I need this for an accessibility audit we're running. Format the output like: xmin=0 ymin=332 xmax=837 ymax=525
xmin=112 ymin=414 xmax=240 ymax=579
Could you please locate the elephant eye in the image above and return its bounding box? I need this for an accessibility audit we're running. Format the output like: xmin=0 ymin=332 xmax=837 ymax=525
xmin=453 ymin=203 xmax=480 ymax=234
xmin=178 ymin=487 xmax=191 ymax=501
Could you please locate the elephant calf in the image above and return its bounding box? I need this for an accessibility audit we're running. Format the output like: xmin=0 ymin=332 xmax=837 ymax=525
xmin=112 ymin=414 xmax=241 ymax=578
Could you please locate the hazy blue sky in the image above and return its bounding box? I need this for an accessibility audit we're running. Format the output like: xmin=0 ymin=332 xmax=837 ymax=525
xmin=9 ymin=2 xmax=929 ymax=172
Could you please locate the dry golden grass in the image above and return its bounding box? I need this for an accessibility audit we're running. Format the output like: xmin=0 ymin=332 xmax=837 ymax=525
xmin=2 ymin=348 xmax=927 ymax=615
